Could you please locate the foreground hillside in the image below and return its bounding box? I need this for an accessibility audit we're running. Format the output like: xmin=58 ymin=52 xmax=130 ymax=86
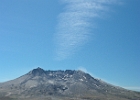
xmin=0 ymin=67 xmax=140 ymax=100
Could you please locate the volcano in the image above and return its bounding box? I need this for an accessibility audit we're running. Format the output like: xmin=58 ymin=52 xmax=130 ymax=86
xmin=0 ymin=67 xmax=140 ymax=100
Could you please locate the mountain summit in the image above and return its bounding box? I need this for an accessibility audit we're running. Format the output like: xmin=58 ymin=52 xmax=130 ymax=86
xmin=0 ymin=68 xmax=140 ymax=100
xmin=29 ymin=67 xmax=46 ymax=76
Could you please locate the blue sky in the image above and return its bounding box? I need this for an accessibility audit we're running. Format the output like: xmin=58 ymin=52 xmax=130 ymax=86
xmin=0 ymin=0 xmax=140 ymax=91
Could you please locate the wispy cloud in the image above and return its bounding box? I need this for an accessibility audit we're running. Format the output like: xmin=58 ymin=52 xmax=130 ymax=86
xmin=55 ymin=0 xmax=120 ymax=60
xmin=77 ymin=67 xmax=88 ymax=73
xmin=77 ymin=66 xmax=96 ymax=77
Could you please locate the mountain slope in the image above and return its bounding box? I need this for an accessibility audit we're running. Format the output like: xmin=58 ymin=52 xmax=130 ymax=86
xmin=0 ymin=67 xmax=140 ymax=100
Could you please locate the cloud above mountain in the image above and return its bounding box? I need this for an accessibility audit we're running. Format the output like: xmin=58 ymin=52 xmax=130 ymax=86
xmin=55 ymin=0 xmax=121 ymax=60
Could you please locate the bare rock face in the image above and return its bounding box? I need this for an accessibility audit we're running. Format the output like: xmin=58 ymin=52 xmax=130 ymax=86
xmin=0 ymin=68 xmax=140 ymax=100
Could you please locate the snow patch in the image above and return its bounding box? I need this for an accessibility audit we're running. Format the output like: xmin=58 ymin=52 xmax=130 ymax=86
xmin=49 ymin=73 xmax=53 ymax=76
xmin=6 ymin=92 xmax=11 ymax=96
xmin=48 ymin=80 xmax=54 ymax=84
xmin=79 ymin=79 xmax=83 ymax=81
xmin=83 ymin=76 xmax=86 ymax=79
xmin=30 ymin=85 xmax=37 ymax=88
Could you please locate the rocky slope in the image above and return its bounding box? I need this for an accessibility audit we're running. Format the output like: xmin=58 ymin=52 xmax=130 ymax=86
xmin=0 ymin=67 xmax=140 ymax=100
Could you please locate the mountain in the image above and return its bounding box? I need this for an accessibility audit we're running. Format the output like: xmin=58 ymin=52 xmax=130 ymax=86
xmin=0 ymin=67 xmax=140 ymax=100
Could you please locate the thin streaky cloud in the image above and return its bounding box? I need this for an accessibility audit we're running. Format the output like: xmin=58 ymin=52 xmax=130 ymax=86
xmin=77 ymin=67 xmax=97 ymax=78
xmin=55 ymin=0 xmax=120 ymax=60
